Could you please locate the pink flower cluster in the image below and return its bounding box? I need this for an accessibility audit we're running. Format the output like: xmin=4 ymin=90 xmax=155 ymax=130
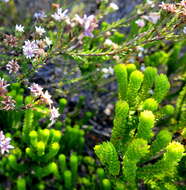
xmin=75 ymin=14 xmax=98 ymax=38
xmin=159 ymin=1 xmax=186 ymax=16
xmin=0 ymin=78 xmax=15 ymax=110
xmin=29 ymin=83 xmax=60 ymax=125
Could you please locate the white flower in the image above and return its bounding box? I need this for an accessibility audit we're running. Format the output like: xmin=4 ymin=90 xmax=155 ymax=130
xmin=109 ymin=2 xmax=119 ymax=11
xmin=50 ymin=107 xmax=60 ymax=123
xmin=183 ymin=27 xmax=186 ymax=34
xmin=35 ymin=26 xmax=46 ymax=36
xmin=102 ymin=67 xmax=114 ymax=78
xmin=135 ymin=19 xmax=145 ymax=27
xmin=23 ymin=40 xmax=39 ymax=59
xmin=51 ymin=8 xmax=68 ymax=21
xmin=136 ymin=46 xmax=144 ymax=52
xmin=34 ymin=11 xmax=47 ymax=19
xmin=142 ymin=12 xmax=160 ymax=24
xmin=104 ymin=39 xmax=114 ymax=46
xmin=0 ymin=131 xmax=14 ymax=155
xmin=44 ymin=37 xmax=52 ymax=47
xmin=140 ymin=65 xmax=146 ymax=71
xmin=104 ymin=39 xmax=118 ymax=49
xmin=41 ymin=90 xmax=53 ymax=106
xmin=146 ymin=0 xmax=155 ymax=7
xmin=15 ymin=24 xmax=24 ymax=32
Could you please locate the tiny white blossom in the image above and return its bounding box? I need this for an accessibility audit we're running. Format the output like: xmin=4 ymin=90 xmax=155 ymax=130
xmin=0 ymin=131 xmax=14 ymax=155
xmin=15 ymin=24 xmax=24 ymax=32
xmin=146 ymin=0 xmax=155 ymax=7
xmin=104 ymin=39 xmax=118 ymax=49
xmin=44 ymin=37 xmax=52 ymax=47
xmin=34 ymin=11 xmax=47 ymax=19
xmin=50 ymin=107 xmax=60 ymax=123
xmin=41 ymin=90 xmax=53 ymax=106
xmin=183 ymin=27 xmax=186 ymax=34
xmin=102 ymin=67 xmax=114 ymax=78
xmin=35 ymin=26 xmax=46 ymax=36
xmin=142 ymin=12 xmax=160 ymax=24
xmin=51 ymin=8 xmax=68 ymax=21
xmin=109 ymin=2 xmax=119 ymax=11
xmin=104 ymin=39 xmax=114 ymax=46
xmin=135 ymin=19 xmax=145 ymax=27
xmin=140 ymin=65 xmax=146 ymax=71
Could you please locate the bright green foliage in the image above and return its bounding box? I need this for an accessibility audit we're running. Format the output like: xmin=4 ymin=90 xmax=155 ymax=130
xmin=140 ymin=67 xmax=157 ymax=101
xmin=114 ymin=64 xmax=128 ymax=100
xmin=59 ymin=98 xmax=68 ymax=113
xmin=153 ymin=74 xmax=170 ymax=103
xmin=126 ymin=70 xmax=144 ymax=107
xmin=64 ymin=170 xmax=72 ymax=190
xmin=126 ymin=64 xmax=136 ymax=76
xmin=136 ymin=110 xmax=155 ymax=141
xmin=144 ymin=51 xmax=169 ymax=67
xmin=142 ymin=98 xmax=158 ymax=112
xmin=22 ymin=109 xmax=34 ymax=143
xmin=70 ymin=155 xmax=78 ymax=186
xmin=26 ymin=129 xmax=61 ymax=161
xmin=34 ymin=162 xmax=60 ymax=179
xmin=111 ymin=100 xmax=129 ymax=152
xmin=95 ymin=66 xmax=185 ymax=189
xmin=17 ymin=178 xmax=26 ymax=190
xmin=122 ymin=139 xmax=149 ymax=188
xmin=62 ymin=125 xmax=85 ymax=153
xmin=59 ymin=154 xmax=67 ymax=176
xmin=161 ymin=105 xmax=175 ymax=116
xmin=176 ymin=85 xmax=186 ymax=126
xmin=94 ymin=142 xmax=120 ymax=176
xmin=138 ymin=142 xmax=184 ymax=181
xmin=150 ymin=129 xmax=172 ymax=156
xmin=102 ymin=179 xmax=111 ymax=190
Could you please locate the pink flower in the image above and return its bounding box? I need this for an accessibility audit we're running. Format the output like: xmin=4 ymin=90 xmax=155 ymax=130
xmin=0 ymin=78 xmax=9 ymax=97
xmin=6 ymin=60 xmax=20 ymax=74
xmin=1 ymin=96 xmax=16 ymax=110
xmin=29 ymin=83 xmax=43 ymax=97
xmin=23 ymin=40 xmax=39 ymax=59
xmin=75 ymin=14 xmax=98 ymax=37
xmin=135 ymin=19 xmax=145 ymax=27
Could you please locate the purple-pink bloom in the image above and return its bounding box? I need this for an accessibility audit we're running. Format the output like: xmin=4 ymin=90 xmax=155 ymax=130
xmin=0 ymin=78 xmax=9 ymax=97
xmin=0 ymin=131 xmax=14 ymax=155
xmin=23 ymin=40 xmax=39 ymax=59
xmin=75 ymin=14 xmax=98 ymax=37
xmin=29 ymin=83 xmax=43 ymax=97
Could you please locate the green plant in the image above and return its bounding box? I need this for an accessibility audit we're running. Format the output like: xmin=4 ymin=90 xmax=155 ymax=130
xmin=94 ymin=64 xmax=185 ymax=189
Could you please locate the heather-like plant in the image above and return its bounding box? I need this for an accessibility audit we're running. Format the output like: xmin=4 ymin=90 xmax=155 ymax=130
xmin=0 ymin=0 xmax=186 ymax=189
